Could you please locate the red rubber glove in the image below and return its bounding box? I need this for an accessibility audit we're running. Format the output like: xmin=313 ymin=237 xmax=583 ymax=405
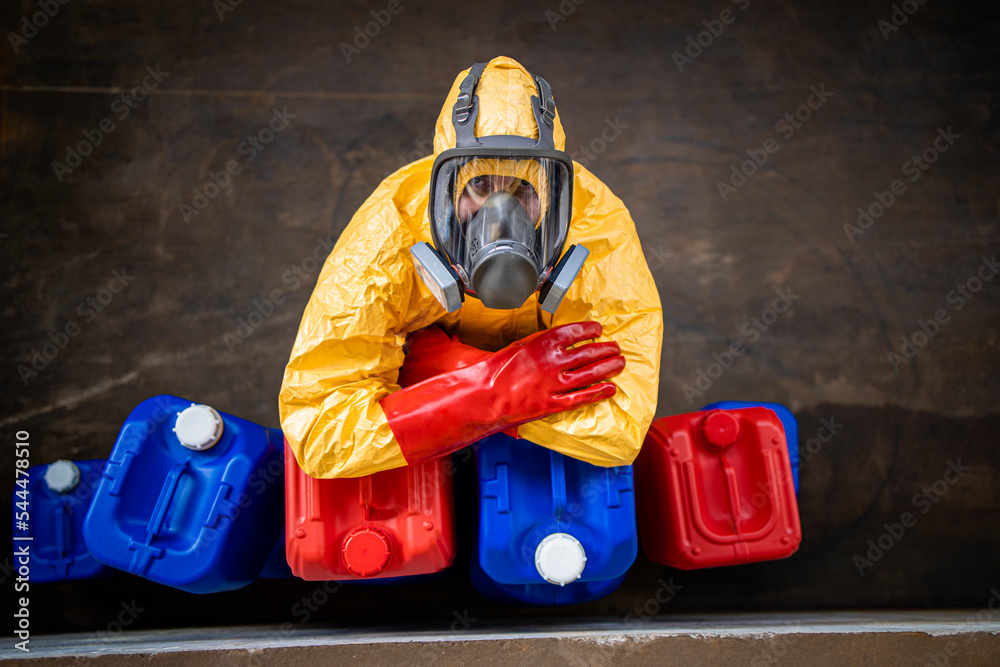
xmin=381 ymin=321 xmax=625 ymax=465
xmin=397 ymin=326 xmax=492 ymax=388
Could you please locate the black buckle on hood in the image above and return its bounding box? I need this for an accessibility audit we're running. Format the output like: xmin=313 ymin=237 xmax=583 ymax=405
xmin=453 ymin=62 xmax=485 ymax=126
xmin=452 ymin=61 xmax=558 ymax=151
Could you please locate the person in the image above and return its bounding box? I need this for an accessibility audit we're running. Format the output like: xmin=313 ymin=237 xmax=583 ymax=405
xmin=279 ymin=56 xmax=662 ymax=479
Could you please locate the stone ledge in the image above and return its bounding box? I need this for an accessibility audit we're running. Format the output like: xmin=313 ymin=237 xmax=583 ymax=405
xmin=6 ymin=610 xmax=999 ymax=665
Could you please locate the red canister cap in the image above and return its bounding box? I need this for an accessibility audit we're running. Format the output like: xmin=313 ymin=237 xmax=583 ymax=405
xmin=700 ymin=410 xmax=741 ymax=448
xmin=341 ymin=527 xmax=393 ymax=577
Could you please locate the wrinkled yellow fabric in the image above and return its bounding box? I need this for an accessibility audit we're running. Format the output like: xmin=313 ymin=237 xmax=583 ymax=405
xmin=279 ymin=56 xmax=663 ymax=479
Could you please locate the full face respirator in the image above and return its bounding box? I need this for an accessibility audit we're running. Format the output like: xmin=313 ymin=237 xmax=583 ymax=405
xmin=410 ymin=62 xmax=588 ymax=313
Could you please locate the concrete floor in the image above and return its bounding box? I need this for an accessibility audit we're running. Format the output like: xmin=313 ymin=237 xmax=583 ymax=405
xmin=4 ymin=611 xmax=1000 ymax=665
xmin=1 ymin=0 xmax=998 ymax=648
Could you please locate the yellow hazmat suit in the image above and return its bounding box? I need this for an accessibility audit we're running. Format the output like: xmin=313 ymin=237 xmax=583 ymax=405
xmin=279 ymin=56 xmax=663 ymax=478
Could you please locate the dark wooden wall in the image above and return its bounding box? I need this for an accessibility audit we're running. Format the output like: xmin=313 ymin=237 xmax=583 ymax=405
xmin=2 ymin=0 xmax=998 ymax=634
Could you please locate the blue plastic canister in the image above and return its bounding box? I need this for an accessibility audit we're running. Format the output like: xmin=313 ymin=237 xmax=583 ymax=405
xmin=474 ymin=433 xmax=636 ymax=605
xmin=83 ymin=395 xmax=285 ymax=594
xmin=258 ymin=522 xmax=292 ymax=579
xmin=701 ymin=401 xmax=800 ymax=493
xmin=470 ymin=556 xmax=625 ymax=606
xmin=13 ymin=459 xmax=111 ymax=583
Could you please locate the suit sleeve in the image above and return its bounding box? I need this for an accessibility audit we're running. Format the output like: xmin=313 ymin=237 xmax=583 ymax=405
xmin=278 ymin=183 xmax=444 ymax=479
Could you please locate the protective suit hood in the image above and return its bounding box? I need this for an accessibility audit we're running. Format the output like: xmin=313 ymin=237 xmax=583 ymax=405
xmin=431 ymin=56 xmax=568 ymax=156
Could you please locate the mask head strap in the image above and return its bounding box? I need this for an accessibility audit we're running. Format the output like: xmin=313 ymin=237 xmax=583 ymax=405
xmin=452 ymin=62 xmax=487 ymax=147
xmin=452 ymin=62 xmax=558 ymax=150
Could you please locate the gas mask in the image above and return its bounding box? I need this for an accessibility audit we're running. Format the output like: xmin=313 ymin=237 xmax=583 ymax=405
xmin=410 ymin=62 xmax=588 ymax=313
xmin=466 ymin=189 xmax=538 ymax=310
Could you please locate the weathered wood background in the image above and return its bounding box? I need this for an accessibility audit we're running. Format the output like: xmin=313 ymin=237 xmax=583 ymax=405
xmin=2 ymin=0 xmax=997 ymax=633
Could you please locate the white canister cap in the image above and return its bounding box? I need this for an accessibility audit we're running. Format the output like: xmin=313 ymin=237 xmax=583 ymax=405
xmin=534 ymin=532 xmax=587 ymax=586
xmin=44 ymin=460 xmax=81 ymax=493
xmin=173 ymin=404 xmax=223 ymax=451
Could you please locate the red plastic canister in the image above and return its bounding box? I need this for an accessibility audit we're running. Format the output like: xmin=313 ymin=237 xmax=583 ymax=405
xmin=284 ymin=442 xmax=456 ymax=580
xmin=634 ymin=408 xmax=801 ymax=569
